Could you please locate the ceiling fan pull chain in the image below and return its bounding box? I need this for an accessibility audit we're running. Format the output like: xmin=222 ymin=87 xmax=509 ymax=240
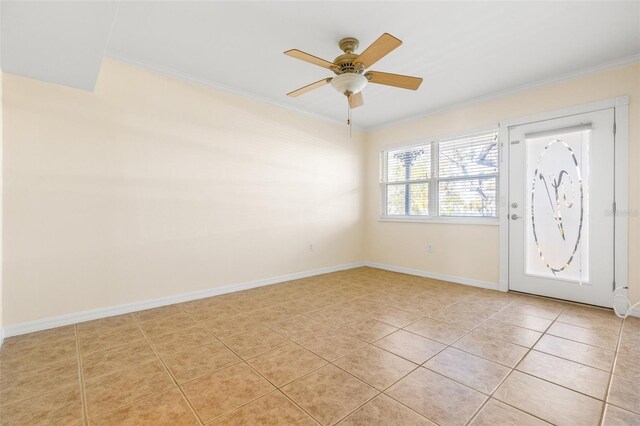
xmin=347 ymin=101 xmax=352 ymax=138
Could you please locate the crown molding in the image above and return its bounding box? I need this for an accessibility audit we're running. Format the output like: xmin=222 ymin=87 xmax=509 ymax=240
xmin=366 ymin=54 xmax=640 ymax=132
xmin=65 ymin=52 xmax=640 ymax=133
xmin=105 ymin=53 xmax=364 ymax=133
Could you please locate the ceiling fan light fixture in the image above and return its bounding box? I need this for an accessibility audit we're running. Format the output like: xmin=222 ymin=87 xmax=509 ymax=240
xmin=331 ymin=73 xmax=368 ymax=96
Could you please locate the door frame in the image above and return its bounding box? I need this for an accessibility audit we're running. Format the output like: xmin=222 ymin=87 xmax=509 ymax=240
xmin=498 ymin=96 xmax=629 ymax=308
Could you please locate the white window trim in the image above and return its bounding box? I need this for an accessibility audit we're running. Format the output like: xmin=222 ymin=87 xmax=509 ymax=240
xmin=379 ymin=127 xmax=500 ymax=223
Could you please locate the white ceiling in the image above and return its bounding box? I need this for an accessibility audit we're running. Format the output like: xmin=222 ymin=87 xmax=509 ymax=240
xmin=3 ymin=1 xmax=640 ymax=129
xmin=1 ymin=1 xmax=118 ymax=91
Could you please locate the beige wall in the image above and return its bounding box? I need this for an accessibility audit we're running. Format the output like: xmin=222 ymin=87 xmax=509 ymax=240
xmin=365 ymin=63 xmax=640 ymax=303
xmin=3 ymin=59 xmax=365 ymax=326
xmin=0 ymin=70 xmax=3 ymax=337
xmin=3 ymin=59 xmax=638 ymax=328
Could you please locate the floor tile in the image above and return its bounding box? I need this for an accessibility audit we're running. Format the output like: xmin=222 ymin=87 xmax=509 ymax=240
xmin=266 ymin=315 xmax=331 ymax=340
xmin=296 ymin=329 xmax=367 ymax=362
xmin=516 ymin=350 xmax=610 ymax=399
xmin=148 ymin=326 xmax=218 ymax=356
xmin=557 ymin=307 xmax=621 ymax=333
xmin=602 ymin=404 xmax=640 ymax=425
xmin=0 ymin=385 xmax=83 ymax=426
xmin=334 ymin=345 xmax=416 ymax=390
xmin=373 ymin=330 xmax=445 ymax=364
xmin=368 ymin=306 xmax=422 ymax=328
xmin=425 ymin=308 xmax=487 ymax=330
xmin=78 ymin=322 xmax=145 ymax=354
xmin=504 ymin=299 xmax=566 ymax=320
xmin=493 ymin=371 xmax=602 ymax=426
xmin=534 ymin=334 xmax=615 ymax=371
xmin=81 ymin=338 xmax=157 ymax=379
xmin=546 ymin=321 xmax=618 ymax=350
xmin=212 ymin=391 xmax=317 ymax=425
xmin=404 ymin=317 xmax=468 ymax=345
xmin=248 ymin=343 xmax=327 ymax=387
xmin=84 ymin=359 xmax=175 ymax=418
xmin=281 ymin=364 xmax=378 ymax=425
xmin=473 ymin=318 xmax=542 ymax=348
xmin=0 ymin=334 xmax=78 ymax=374
xmin=181 ymin=363 xmax=275 ymax=422
xmin=76 ymin=314 xmax=137 ymax=336
xmin=3 ymin=269 xmax=632 ymax=426
xmin=491 ymin=311 xmax=553 ymax=332
xmin=0 ymin=355 xmax=79 ymax=405
xmin=452 ymin=331 xmax=528 ymax=367
xmin=469 ymin=399 xmax=548 ymax=425
xmin=618 ymin=335 xmax=640 ymax=359
xmin=335 ymin=318 xmax=398 ymax=343
xmin=162 ymin=341 xmax=241 ymax=383
xmin=221 ymin=325 xmax=290 ymax=359
xmin=138 ymin=312 xmax=199 ymax=339
xmin=132 ymin=304 xmax=184 ymax=323
xmin=613 ymin=352 xmax=640 ymax=383
xmin=424 ymin=347 xmax=510 ymax=394
xmin=306 ymin=305 xmax=366 ymax=328
xmin=202 ymin=313 xmax=263 ymax=339
xmin=608 ymin=374 xmax=640 ymax=414
xmin=88 ymin=388 xmax=199 ymax=425
xmin=1 ymin=325 xmax=75 ymax=353
xmin=386 ymin=367 xmax=487 ymax=426
xmin=340 ymin=394 xmax=435 ymax=426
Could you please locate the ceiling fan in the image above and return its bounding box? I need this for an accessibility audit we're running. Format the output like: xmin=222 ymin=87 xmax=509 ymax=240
xmin=284 ymin=33 xmax=423 ymax=109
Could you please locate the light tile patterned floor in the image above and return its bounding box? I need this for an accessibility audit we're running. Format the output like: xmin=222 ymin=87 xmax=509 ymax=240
xmin=1 ymin=267 xmax=639 ymax=425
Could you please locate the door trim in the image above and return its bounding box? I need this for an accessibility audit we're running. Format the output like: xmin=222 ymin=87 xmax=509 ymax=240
xmin=498 ymin=96 xmax=629 ymax=307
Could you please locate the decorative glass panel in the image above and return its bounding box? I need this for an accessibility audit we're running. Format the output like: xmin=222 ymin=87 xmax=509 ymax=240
xmin=438 ymin=177 xmax=497 ymax=217
xmin=525 ymin=129 xmax=590 ymax=282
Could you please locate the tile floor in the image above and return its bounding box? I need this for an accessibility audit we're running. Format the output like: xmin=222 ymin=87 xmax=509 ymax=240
xmin=0 ymin=267 xmax=639 ymax=425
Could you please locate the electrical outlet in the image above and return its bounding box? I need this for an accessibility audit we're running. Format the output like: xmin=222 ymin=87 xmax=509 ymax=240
xmin=428 ymin=243 xmax=432 ymax=253
xmin=308 ymin=243 xmax=314 ymax=252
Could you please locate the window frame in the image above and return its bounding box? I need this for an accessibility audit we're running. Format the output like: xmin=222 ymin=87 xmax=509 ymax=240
xmin=379 ymin=129 xmax=500 ymax=225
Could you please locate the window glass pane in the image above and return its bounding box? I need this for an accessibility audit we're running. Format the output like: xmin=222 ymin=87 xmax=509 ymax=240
xmin=385 ymin=183 xmax=429 ymax=216
xmin=386 ymin=144 xmax=430 ymax=182
xmin=386 ymin=184 xmax=406 ymax=215
xmin=438 ymin=131 xmax=498 ymax=178
xmin=438 ymin=177 xmax=496 ymax=217
xmin=410 ymin=183 xmax=429 ymax=215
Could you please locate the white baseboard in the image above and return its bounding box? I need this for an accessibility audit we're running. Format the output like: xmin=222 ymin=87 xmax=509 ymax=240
xmin=2 ymin=261 xmax=366 ymax=338
xmin=3 ymin=260 xmax=633 ymax=339
xmin=364 ymin=261 xmax=498 ymax=291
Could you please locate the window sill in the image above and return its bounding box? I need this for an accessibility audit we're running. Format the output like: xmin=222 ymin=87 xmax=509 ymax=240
xmin=378 ymin=216 xmax=499 ymax=226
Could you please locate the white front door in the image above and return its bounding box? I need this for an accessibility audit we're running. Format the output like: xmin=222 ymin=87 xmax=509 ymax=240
xmin=508 ymin=109 xmax=615 ymax=307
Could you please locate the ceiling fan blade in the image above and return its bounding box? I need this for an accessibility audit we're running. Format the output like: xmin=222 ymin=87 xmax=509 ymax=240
xmin=287 ymin=77 xmax=332 ymax=97
xmin=366 ymin=71 xmax=423 ymax=90
xmin=284 ymin=49 xmax=335 ymax=70
xmin=349 ymin=92 xmax=364 ymax=109
xmin=354 ymin=33 xmax=402 ymax=68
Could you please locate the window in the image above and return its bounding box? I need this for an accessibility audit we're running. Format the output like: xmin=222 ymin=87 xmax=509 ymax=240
xmin=380 ymin=129 xmax=499 ymax=220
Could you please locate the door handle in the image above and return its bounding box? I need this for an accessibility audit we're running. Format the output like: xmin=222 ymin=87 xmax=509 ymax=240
xmin=511 ymin=214 xmax=521 ymax=220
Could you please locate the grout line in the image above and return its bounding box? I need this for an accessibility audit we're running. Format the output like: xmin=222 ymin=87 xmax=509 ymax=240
xmin=4 ymin=269 xmax=630 ymax=425
xmin=130 ymin=313 xmax=205 ymax=425
xmin=74 ymin=324 xmax=89 ymax=423
xmin=178 ymin=301 xmax=325 ymax=424
xmin=464 ymin=300 xmax=566 ymax=425
xmin=599 ymin=318 xmax=626 ymax=425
